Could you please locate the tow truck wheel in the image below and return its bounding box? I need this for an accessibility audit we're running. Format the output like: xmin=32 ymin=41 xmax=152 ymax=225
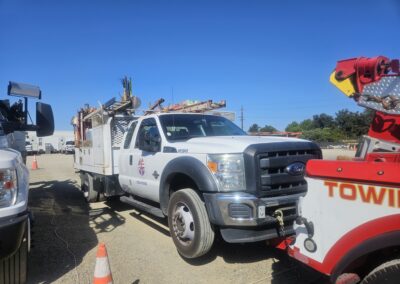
xmin=168 ymin=188 xmax=214 ymax=259
xmin=361 ymin=259 xmax=400 ymax=284
xmin=0 ymin=229 xmax=28 ymax=284
xmin=81 ymin=173 xmax=101 ymax=203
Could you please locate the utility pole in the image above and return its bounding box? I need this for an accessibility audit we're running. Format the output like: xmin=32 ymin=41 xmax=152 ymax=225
xmin=240 ymin=106 xmax=244 ymax=130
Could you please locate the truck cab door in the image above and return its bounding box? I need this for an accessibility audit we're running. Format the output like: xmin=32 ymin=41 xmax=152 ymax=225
xmin=127 ymin=117 xmax=166 ymax=202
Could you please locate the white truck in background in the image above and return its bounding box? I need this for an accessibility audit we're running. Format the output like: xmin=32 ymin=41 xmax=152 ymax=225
xmin=73 ymin=94 xmax=321 ymax=258
xmin=0 ymin=82 xmax=54 ymax=283
xmin=62 ymin=140 xmax=75 ymax=154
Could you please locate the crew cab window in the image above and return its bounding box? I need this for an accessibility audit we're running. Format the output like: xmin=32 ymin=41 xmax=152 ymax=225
xmin=159 ymin=114 xmax=246 ymax=141
xmin=123 ymin=121 xmax=138 ymax=149
xmin=135 ymin=118 xmax=161 ymax=151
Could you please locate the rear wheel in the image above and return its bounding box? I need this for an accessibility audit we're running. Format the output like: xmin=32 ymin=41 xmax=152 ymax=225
xmin=168 ymin=188 xmax=214 ymax=259
xmin=361 ymin=259 xmax=400 ymax=284
xmin=80 ymin=173 xmax=104 ymax=203
xmin=0 ymin=230 xmax=28 ymax=284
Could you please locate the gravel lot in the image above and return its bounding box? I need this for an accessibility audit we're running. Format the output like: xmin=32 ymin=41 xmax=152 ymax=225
xmin=24 ymin=150 xmax=352 ymax=283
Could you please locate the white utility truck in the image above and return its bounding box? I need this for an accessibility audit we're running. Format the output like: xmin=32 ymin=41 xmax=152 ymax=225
xmin=0 ymin=82 xmax=54 ymax=283
xmin=73 ymin=93 xmax=321 ymax=258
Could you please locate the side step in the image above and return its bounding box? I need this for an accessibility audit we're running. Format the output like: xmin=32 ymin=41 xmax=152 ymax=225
xmin=120 ymin=196 xmax=165 ymax=218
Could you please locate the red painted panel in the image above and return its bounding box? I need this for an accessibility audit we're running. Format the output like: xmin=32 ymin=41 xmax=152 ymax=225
xmin=368 ymin=112 xmax=400 ymax=144
xmin=322 ymin=215 xmax=400 ymax=274
xmin=284 ymin=215 xmax=400 ymax=276
xmin=306 ymin=160 xmax=400 ymax=186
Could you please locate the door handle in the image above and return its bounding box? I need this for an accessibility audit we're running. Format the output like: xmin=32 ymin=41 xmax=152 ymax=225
xmin=129 ymin=155 xmax=133 ymax=165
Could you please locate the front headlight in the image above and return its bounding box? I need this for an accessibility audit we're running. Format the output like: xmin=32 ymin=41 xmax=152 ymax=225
xmin=0 ymin=169 xmax=18 ymax=207
xmin=207 ymin=154 xmax=246 ymax=191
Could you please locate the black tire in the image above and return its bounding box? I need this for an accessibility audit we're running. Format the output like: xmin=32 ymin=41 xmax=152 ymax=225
xmin=81 ymin=173 xmax=103 ymax=203
xmin=0 ymin=233 xmax=28 ymax=284
xmin=167 ymin=188 xmax=214 ymax=259
xmin=361 ymin=259 xmax=400 ymax=284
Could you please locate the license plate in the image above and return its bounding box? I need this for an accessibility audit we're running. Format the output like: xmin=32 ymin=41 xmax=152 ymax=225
xmin=258 ymin=206 xmax=265 ymax=218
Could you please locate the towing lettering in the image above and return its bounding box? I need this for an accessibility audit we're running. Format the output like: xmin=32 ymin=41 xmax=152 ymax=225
xmin=324 ymin=181 xmax=400 ymax=208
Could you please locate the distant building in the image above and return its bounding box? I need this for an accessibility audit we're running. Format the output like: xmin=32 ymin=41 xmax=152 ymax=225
xmin=25 ymin=130 xmax=74 ymax=153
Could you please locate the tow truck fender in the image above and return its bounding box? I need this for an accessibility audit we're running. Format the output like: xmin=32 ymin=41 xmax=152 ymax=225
xmin=331 ymin=230 xmax=400 ymax=282
xmin=159 ymin=156 xmax=218 ymax=215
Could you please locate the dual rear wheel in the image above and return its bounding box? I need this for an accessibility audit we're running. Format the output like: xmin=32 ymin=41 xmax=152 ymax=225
xmin=80 ymin=173 xmax=105 ymax=203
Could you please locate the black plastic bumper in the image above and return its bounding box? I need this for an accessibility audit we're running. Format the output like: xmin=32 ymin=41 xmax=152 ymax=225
xmin=0 ymin=212 xmax=28 ymax=259
xmin=220 ymin=225 xmax=295 ymax=243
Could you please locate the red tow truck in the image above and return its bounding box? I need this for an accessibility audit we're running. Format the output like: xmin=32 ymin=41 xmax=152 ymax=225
xmin=277 ymin=56 xmax=400 ymax=283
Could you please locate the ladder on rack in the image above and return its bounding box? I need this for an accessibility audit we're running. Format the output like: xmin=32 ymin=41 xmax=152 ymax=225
xmin=145 ymin=99 xmax=226 ymax=114
xmin=83 ymin=97 xmax=134 ymax=121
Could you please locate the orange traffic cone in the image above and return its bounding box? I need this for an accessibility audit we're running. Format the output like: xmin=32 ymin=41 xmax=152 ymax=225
xmin=31 ymin=155 xmax=38 ymax=170
xmin=93 ymin=243 xmax=113 ymax=284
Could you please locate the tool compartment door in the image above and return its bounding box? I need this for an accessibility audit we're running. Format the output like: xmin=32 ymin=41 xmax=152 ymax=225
xmin=92 ymin=126 xmax=105 ymax=166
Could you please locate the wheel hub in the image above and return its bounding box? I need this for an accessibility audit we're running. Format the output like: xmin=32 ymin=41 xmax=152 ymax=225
xmin=172 ymin=203 xmax=194 ymax=243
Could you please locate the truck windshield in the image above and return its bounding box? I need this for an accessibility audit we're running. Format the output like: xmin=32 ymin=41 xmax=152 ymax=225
xmin=159 ymin=114 xmax=247 ymax=141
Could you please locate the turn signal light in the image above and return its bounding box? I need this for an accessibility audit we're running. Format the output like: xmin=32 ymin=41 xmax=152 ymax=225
xmin=207 ymin=161 xmax=218 ymax=173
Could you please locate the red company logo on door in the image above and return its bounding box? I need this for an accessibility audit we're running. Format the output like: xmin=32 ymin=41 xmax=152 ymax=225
xmin=138 ymin=158 xmax=145 ymax=176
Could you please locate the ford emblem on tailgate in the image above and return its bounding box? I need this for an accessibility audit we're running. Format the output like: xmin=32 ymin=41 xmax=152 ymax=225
xmin=286 ymin=162 xmax=305 ymax=176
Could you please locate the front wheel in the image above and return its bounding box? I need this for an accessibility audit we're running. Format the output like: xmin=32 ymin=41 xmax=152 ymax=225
xmin=0 ymin=230 xmax=28 ymax=284
xmin=168 ymin=188 xmax=214 ymax=259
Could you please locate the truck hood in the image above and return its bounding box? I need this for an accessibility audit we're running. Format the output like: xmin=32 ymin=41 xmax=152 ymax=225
xmin=167 ymin=136 xmax=309 ymax=154
xmin=0 ymin=148 xmax=20 ymax=168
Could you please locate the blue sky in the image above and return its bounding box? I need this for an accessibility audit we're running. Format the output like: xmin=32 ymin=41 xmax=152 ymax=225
xmin=0 ymin=0 xmax=399 ymax=131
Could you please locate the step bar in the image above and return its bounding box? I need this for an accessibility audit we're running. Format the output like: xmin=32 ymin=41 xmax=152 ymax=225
xmin=120 ymin=196 xmax=164 ymax=218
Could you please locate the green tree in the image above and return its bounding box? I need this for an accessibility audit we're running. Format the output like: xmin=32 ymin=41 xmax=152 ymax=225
xmin=300 ymin=119 xmax=314 ymax=131
xmin=260 ymin=125 xmax=277 ymax=132
xmin=301 ymin=128 xmax=345 ymax=142
xmin=285 ymin=121 xmax=301 ymax=132
xmin=335 ymin=109 xmax=373 ymax=138
xmin=312 ymin=113 xmax=335 ymax=129
xmin=248 ymin=123 xmax=260 ymax=133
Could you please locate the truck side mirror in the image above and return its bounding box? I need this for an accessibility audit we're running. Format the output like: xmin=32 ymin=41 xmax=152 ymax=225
xmin=36 ymin=102 xmax=54 ymax=137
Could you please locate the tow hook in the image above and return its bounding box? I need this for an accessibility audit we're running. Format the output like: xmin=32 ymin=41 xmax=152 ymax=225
xmin=296 ymin=216 xmax=317 ymax=253
xmin=296 ymin=216 xmax=314 ymax=238
xmin=273 ymin=209 xmax=285 ymax=237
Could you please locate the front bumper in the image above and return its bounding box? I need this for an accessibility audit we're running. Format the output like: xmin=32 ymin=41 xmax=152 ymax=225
xmin=203 ymin=192 xmax=301 ymax=243
xmin=0 ymin=212 xmax=28 ymax=259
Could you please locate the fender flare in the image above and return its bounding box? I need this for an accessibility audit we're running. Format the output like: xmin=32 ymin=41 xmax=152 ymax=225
xmin=159 ymin=156 xmax=218 ymax=215
xmin=331 ymin=230 xmax=400 ymax=282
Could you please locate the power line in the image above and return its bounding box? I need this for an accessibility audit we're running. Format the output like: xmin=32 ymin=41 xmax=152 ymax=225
xmin=240 ymin=105 xmax=244 ymax=130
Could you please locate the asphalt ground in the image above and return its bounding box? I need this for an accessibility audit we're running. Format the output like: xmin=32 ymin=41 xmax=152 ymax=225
xmin=25 ymin=150 xmax=352 ymax=283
